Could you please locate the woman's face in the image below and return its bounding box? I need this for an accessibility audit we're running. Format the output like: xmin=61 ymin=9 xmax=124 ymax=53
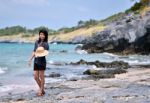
xmin=39 ymin=32 xmax=45 ymax=41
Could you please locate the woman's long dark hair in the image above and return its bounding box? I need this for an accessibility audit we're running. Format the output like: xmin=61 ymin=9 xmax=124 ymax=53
xmin=38 ymin=29 xmax=48 ymax=43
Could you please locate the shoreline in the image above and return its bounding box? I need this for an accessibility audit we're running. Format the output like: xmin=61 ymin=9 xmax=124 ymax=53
xmin=0 ymin=40 xmax=81 ymax=44
xmin=0 ymin=67 xmax=149 ymax=103
xmin=1 ymin=41 xmax=150 ymax=56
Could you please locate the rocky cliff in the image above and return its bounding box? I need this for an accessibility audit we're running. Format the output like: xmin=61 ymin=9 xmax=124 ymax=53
xmin=82 ymin=11 xmax=150 ymax=54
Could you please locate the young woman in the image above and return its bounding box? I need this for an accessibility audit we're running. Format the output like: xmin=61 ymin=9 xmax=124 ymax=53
xmin=28 ymin=29 xmax=49 ymax=96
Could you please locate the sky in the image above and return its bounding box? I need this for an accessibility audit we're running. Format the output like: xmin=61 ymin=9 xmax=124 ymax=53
xmin=0 ymin=0 xmax=136 ymax=30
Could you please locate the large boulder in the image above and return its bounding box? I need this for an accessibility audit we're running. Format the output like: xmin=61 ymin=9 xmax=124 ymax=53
xmin=83 ymin=68 xmax=127 ymax=79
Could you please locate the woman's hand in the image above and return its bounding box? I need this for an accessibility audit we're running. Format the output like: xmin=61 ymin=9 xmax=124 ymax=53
xmin=28 ymin=52 xmax=35 ymax=67
xmin=28 ymin=59 xmax=32 ymax=67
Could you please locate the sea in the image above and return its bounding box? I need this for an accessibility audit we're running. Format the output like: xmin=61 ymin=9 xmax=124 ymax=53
xmin=0 ymin=42 xmax=150 ymax=96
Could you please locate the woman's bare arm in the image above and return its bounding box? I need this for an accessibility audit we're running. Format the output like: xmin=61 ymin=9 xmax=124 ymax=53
xmin=28 ymin=52 xmax=35 ymax=66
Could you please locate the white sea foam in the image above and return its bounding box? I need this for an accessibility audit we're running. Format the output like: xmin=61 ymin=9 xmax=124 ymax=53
xmin=91 ymin=65 xmax=97 ymax=69
xmin=0 ymin=85 xmax=12 ymax=92
xmin=65 ymin=74 xmax=77 ymax=79
xmin=64 ymin=73 xmax=84 ymax=80
xmin=51 ymin=42 xmax=57 ymax=45
xmin=124 ymin=60 xmax=150 ymax=65
xmin=103 ymin=52 xmax=118 ymax=57
xmin=76 ymin=44 xmax=83 ymax=46
xmin=0 ymin=67 xmax=8 ymax=74
xmin=48 ymin=60 xmax=54 ymax=64
xmin=46 ymin=73 xmax=82 ymax=82
xmin=76 ymin=50 xmax=87 ymax=54
xmin=45 ymin=78 xmax=65 ymax=83
xmin=48 ymin=60 xmax=66 ymax=65
xmin=0 ymin=84 xmax=32 ymax=93
xmin=0 ymin=69 xmax=5 ymax=74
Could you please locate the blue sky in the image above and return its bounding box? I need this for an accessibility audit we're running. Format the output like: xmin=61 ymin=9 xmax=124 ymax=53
xmin=0 ymin=0 xmax=136 ymax=30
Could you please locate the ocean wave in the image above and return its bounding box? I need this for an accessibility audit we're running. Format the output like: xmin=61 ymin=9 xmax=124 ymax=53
xmin=64 ymin=74 xmax=77 ymax=79
xmin=117 ymin=55 xmax=150 ymax=65
xmin=103 ymin=52 xmax=118 ymax=57
xmin=0 ymin=85 xmax=12 ymax=92
xmin=0 ymin=84 xmax=31 ymax=92
xmin=63 ymin=73 xmax=85 ymax=80
xmin=47 ymin=60 xmax=66 ymax=65
xmin=76 ymin=44 xmax=83 ymax=46
xmin=76 ymin=50 xmax=87 ymax=54
xmin=124 ymin=60 xmax=150 ymax=65
xmin=45 ymin=78 xmax=65 ymax=83
xmin=45 ymin=73 xmax=85 ymax=83
xmin=0 ymin=67 xmax=8 ymax=74
xmin=48 ymin=60 xmax=54 ymax=64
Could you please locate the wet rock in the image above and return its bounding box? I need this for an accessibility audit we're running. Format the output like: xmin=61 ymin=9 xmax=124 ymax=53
xmin=75 ymin=44 xmax=83 ymax=50
xmin=76 ymin=59 xmax=87 ymax=65
xmin=15 ymin=98 xmax=25 ymax=102
xmin=72 ymin=59 xmax=129 ymax=69
xmin=46 ymin=67 xmax=52 ymax=70
xmin=70 ymin=59 xmax=87 ymax=65
xmin=69 ymin=77 xmax=79 ymax=81
xmin=60 ymin=50 xmax=67 ymax=53
xmin=83 ymin=68 xmax=127 ymax=79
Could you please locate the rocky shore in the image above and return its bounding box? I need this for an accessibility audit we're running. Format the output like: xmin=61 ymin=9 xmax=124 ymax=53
xmin=0 ymin=59 xmax=149 ymax=103
xmin=71 ymin=59 xmax=129 ymax=79
xmin=0 ymin=67 xmax=149 ymax=103
xmin=81 ymin=11 xmax=150 ymax=54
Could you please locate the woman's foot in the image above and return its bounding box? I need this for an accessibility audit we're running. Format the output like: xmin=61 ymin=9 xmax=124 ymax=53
xmin=36 ymin=90 xmax=45 ymax=96
xmin=42 ymin=90 xmax=45 ymax=95
xmin=37 ymin=92 xmax=44 ymax=96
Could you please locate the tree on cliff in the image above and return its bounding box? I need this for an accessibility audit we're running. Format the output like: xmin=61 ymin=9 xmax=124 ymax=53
xmin=131 ymin=0 xmax=150 ymax=6
xmin=140 ymin=0 xmax=150 ymax=5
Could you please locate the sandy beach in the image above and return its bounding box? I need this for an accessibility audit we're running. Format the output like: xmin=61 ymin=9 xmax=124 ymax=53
xmin=0 ymin=67 xmax=149 ymax=103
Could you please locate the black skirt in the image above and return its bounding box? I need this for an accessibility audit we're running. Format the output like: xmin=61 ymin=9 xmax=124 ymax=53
xmin=34 ymin=63 xmax=46 ymax=71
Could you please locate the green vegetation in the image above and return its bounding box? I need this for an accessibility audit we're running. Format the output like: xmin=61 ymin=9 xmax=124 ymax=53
xmin=126 ymin=2 xmax=143 ymax=13
xmin=0 ymin=26 xmax=56 ymax=36
xmin=0 ymin=26 xmax=26 ymax=36
xmin=136 ymin=0 xmax=149 ymax=6
xmin=57 ymin=27 xmax=76 ymax=34
xmin=77 ymin=19 xmax=98 ymax=28
xmin=100 ymin=0 xmax=149 ymax=23
xmin=126 ymin=0 xmax=149 ymax=13
xmin=0 ymin=19 xmax=99 ymax=36
xmin=100 ymin=13 xmax=125 ymax=24
xmin=56 ymin=19 xmax=99 ymax=34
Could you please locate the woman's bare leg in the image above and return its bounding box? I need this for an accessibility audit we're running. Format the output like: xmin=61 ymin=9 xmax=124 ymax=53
xmin=34 ymin=71 xmax=41 ymax=90
xmin=39 ymin=70 xmax=45 ymax=94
